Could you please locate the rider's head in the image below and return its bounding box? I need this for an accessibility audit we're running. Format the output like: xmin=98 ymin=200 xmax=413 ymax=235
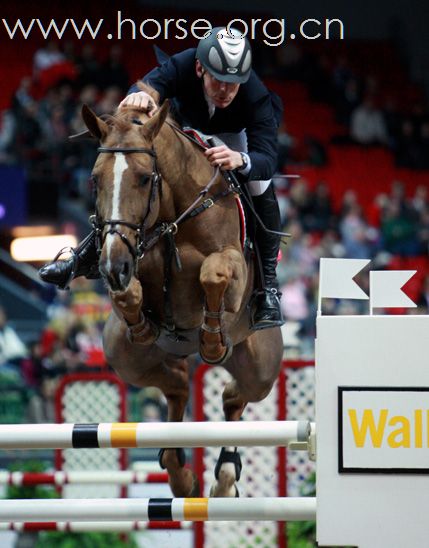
xmin=195 ymin=27 xmax=252 ymax=109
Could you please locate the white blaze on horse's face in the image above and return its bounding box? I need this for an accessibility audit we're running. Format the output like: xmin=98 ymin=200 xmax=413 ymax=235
xmin=105 ymin=152 xmax=129 ymax=271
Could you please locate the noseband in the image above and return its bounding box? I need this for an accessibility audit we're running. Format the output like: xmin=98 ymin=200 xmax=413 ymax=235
xmin=91 ymin=146 xmax=162 ymax=260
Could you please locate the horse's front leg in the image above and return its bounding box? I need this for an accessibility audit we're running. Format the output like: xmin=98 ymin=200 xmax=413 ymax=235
xmin=199 ymin=247 xmax=246 ymax=364
xmin=109 ymin=277 xmax=158 ymax=345
xmin=157 ymin=357 xmax=200 ymax=497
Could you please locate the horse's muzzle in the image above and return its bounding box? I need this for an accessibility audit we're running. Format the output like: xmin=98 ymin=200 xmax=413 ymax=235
xmin=99 ymin=257 xmax=133 ymax=292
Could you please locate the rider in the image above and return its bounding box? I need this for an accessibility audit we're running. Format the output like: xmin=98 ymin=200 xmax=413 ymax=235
xmin=39 ymin=27 xmax=285 ymax=331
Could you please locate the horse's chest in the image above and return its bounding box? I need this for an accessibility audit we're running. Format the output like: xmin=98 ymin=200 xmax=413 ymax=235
xmin=139 ymin=242 xmax=204 ymax=279
xmin=138 ymin=242 xmax=206 ymax=316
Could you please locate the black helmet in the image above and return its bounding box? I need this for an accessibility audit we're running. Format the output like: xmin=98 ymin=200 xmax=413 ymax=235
xmin=196 ymin=26 xmax=252 ymax=84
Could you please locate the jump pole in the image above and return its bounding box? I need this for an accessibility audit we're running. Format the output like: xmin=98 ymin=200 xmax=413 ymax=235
xmin=0 ymin=521 xmax=191 ymax=532
xmin=0 ymin=470 xmax=168 ymax=486
xmin=0 ymin=497 xmax=316 ymax=522
xmin=0 ymin=420 xmax=310 ymax=450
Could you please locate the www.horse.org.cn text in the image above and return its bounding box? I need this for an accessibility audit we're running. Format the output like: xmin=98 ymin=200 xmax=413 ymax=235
xmin=1 ymin=14 xmax=345 ymax=46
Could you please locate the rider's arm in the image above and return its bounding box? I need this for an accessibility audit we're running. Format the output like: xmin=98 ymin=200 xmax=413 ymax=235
xmin=244 ymin=96 xmax=280 ymax=181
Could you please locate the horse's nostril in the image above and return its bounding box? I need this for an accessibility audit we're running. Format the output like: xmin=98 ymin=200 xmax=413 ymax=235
xmin=119 ymin=260 xmax=132 ymax=288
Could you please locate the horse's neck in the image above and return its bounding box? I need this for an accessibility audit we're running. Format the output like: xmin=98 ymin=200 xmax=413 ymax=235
xmin=155 ymin=124 xmax=216 ymax=218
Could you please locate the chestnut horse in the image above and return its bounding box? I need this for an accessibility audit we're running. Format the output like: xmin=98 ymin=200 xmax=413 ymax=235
xmin=82 ymin=85 xmax=283 ymax=497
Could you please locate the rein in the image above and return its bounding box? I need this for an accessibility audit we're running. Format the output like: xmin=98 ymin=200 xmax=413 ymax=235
xmin=91 ymin=143 xmax=231 ymax=261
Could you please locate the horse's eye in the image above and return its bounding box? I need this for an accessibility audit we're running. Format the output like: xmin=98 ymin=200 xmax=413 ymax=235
xmin=140 ymin=175 xmax=151 ymax=186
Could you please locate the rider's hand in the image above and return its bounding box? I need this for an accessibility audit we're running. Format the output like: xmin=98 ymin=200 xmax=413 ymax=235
xmin=204 ymin=145 xmax=243 ymax=171
xmin=118 ymin=92 xmax=158 ymax=117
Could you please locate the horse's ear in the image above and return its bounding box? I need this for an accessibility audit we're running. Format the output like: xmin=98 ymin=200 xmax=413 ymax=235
xmin=81 ymin=104 xmax=109 ymax=141
xmin=143 ymin=100 xmax=169 ymax=141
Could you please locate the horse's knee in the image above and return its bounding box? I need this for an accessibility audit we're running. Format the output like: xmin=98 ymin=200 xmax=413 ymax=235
xmin=200 ymin=250 xmax=246 ymax=313
xmin=200 ymin=258 xmax=231 ymax=291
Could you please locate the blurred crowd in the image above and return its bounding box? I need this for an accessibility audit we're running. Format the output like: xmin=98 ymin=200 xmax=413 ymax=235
xmin=0 ymin=42 xmax=129 ymax=210
xmin=261 ymin=44 xmax=429 ymax=170
xmin=274 ymin=177 xmax=429 ymax=354
xmin=0 ymin=38 xmax=429 ymax=412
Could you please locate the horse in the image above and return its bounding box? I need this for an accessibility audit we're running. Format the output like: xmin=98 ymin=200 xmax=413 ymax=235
xmin=81 ymin=83 xmax=283 ymax=498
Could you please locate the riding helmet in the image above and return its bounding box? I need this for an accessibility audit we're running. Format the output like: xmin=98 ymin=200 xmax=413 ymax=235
xmin=196 ymin=26 xmax=252 ymax=84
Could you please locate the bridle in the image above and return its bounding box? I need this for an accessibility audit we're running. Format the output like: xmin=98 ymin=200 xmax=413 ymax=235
xmin=90 ymin=145 xmax=162 ymax=261
xmin=90 ymin=129 xmax=229 ymax=268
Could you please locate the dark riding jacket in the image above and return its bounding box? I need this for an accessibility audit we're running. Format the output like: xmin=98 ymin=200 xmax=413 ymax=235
xmin=129 ymin=48 xmax=282 ymax=182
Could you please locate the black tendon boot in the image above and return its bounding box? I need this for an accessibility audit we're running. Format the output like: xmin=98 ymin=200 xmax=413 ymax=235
xmin=38 ymin=230 xmax=100 ymax=290
xmin=250 ymin=183 xmax=285 ymax=331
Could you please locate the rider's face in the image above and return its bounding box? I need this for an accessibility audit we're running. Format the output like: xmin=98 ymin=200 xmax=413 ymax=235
xmin=196 ymin=61 xmax=240 ymax=108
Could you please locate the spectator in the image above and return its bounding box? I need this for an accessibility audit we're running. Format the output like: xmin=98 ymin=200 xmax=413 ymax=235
xmin=339 ymin=204 xmax=374 ymax=259
xmin=350 ymin=96 xmax=388 ymax=146
xmin=280 ymin=270 xmax=310 ymax=324
xmin=33 ymin=41 xmax=65 ymax=76
xmin=381 ymin=201 xmax=419 ymax=256
xmin=305 ymin=181 xmax=335 ymax=231
xmin=97 ymin=86 xmax=122 ymax=115
xmin=11 ymin=77 xmax=35 ymax=114
xmin=334 ymin=77 xmax=361 ymax=126
xmin=288 ymin=179 xmax=314 ymax=230
xmin=0 ymin=305 xmax=28 ymax=379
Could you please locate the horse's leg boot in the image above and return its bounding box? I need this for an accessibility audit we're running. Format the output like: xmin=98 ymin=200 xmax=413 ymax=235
xmin=38 ymin=230 xmax=100 ymax=290
xmin=250 ymin=184 xmax=285 ymax=331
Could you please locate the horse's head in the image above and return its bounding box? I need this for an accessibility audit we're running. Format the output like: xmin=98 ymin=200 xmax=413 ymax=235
xmin=82 ymin=100 xmax=169 ymax=291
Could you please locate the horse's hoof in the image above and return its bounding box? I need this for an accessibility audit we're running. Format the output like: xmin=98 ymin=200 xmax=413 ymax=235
xmin=209 ymin=481 xmax=239 ymax=498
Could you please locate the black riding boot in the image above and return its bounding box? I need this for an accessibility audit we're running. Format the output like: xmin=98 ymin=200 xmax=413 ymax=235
xmin=250 ymin=183 xmax=285 ymax=331
xmin=38 ymin=230 xmax=100 ymax=290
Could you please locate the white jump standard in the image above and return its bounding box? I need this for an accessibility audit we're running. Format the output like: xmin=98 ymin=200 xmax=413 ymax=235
xmin=0 ymin=420 xmax=311 ymax=449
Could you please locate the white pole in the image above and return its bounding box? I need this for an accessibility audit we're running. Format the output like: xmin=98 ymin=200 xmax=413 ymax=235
xmin=0 ymin=497 xmax=316 ymax=522
xmin=207 ymin=497 xmax=316 ymax=521
xmin=0 ymin=421 xmax=310 ymax=449
xmin=0 ymin=470 xmax=168 ymax=486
